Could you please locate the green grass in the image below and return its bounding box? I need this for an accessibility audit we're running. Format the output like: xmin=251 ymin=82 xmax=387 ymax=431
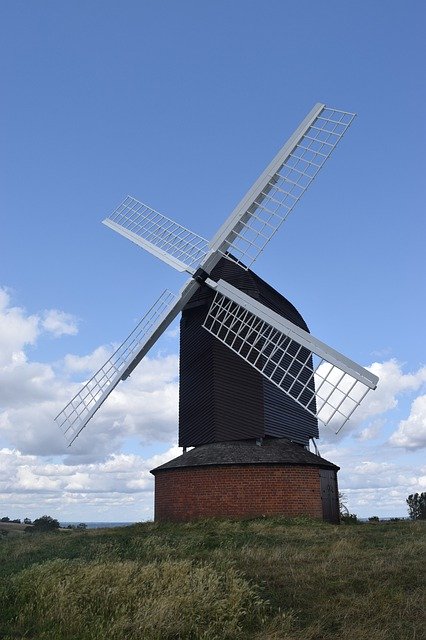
xmin=0 ymin=518 xmax=424 ymax=639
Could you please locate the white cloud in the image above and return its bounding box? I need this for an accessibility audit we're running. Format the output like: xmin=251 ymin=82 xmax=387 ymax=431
xmin=356 ymin=418 xmax=385 ymax=441
xmin=165 ymin=326 xmax=180 ymax=339
xmin=0 ymin=289 xmax=179 ymax=459
xmin=319 ymin=359 xmax=426 ymax=444
xmin=389 ymin=394 xmax=426 ymax=450
xmin=42 ymin=309 xmax=79 ymax=337
xmin=354 ymin=359 xmax=426 ymax=421
xmin=0 ymin=288 xmax=78 ymax=369
xmin=57 ymin=353 xmax=180 ymax=461
xmin=320 ymin=442 xmax=426 ymax=517
xmin=0 ymin=353 xmax=179 ymax=459
xmin=64 ymin=345 xmax=114 ymax=374
xmin=0 ymin=445 xmax=181 ymax=521
xmin=0 ymin=287 xmax=39 ymax=366
xmin=1 ymin=286 xmax=426 ymax=521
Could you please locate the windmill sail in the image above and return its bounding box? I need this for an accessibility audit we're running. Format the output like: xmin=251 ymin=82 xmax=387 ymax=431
xmin=56 ymin=102 xmax=377 ymax=447
xmin=203 ymin=279 xmax=378 ymax=433
xmin=204 ymin=104 xmax=355 ymax=271
xmin=103 ymin=196 xmax=209 ymax=273
xmin=103 ymin=105 xmax=355 ymax=279
xmin=55 ymin=280 xmax=199 ymax=445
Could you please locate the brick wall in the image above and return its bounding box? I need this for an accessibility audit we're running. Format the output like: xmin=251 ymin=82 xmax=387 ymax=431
xmin=154 ymin=464 xmax=324 ymax=522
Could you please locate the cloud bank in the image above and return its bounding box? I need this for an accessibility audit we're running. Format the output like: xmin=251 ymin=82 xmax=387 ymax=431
xmin=0 ymin=286 xmax=425 ymax=520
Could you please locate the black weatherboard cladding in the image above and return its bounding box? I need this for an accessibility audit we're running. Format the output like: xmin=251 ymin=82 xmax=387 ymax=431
xmin=179 ymin=258 xmax=319 ymax=447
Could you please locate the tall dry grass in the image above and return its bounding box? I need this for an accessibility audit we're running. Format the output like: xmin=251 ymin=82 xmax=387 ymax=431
xmin=5 ymin=558 xmax=263 ymax=640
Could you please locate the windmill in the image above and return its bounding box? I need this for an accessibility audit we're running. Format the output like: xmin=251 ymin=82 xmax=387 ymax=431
xmin=56 ymin=103 xmax=378 ymax=523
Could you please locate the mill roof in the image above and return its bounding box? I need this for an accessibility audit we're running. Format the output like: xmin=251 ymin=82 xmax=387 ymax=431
xmin=186 ymin=256 xmax=311 ymax=332
xmin=151 ymin=438 xmax=339 ymax=474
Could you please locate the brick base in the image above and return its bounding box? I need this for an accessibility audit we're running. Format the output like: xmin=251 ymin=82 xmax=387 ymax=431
xmin=154 ymin=464 xmax=324 ymax=522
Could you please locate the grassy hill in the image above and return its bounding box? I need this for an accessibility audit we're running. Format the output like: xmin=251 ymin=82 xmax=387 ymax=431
xmin=0 ymin=517 xmax=424 ymax=639
xmin=0 ymin=521 xmax=32 ymax=534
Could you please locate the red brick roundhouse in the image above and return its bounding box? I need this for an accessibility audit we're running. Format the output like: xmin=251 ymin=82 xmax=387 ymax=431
xmin=152 ymin=438 xmax=339 ymax=523
xmin=151 ymin=259 xmax=340 ymax=524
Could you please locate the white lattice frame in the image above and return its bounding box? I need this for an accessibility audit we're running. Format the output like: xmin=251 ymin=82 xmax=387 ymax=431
xmin=55 ymin=279 xmax=200 ymax=445
xmin=202 ymin=104 xmax=355 ymax=271
xmin=103 ymin=196 xmax=209 ymax=273
xmin=203 ymin=278 xmax=378 ymax=432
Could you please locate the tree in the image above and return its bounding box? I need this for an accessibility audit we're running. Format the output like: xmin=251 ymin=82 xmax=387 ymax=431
xmin=338 ymin=492 xmax=349 ymax=518
xmin=23 ymin=518 xmax=32 ymax=524
xmin=32 ymin=515 xmax=60 ymax=532
xmin=0 ymin=517 xmax=10 ymax=522
xmin=76 ymin=523 xmax=87 ymax=530
xmin=338 ymin=493 xmax=358 ymax=524
xmin=406 ymin=493 xmax=426 ymax=520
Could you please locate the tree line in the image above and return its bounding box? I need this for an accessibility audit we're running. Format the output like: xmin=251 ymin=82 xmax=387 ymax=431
xmin=1 ymin=515 xmax=87 ymax=531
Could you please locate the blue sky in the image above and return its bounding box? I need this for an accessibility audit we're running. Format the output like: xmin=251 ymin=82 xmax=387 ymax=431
xmin=1 ymin=0 xmax=425 ymax=521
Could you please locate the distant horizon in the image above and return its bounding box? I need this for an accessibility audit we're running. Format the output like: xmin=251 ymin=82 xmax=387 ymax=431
xmin=2 ymin=516 xmax=412 ymax=527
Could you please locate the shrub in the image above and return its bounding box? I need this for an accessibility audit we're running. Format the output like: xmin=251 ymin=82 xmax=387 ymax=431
xmin=32 ymin=515 xmax=60 ymax=532
xmin=340 ymin=513 xmax=358 ymax=524
xmin=406 ymin=492 xmax=426 ymax=520
xmin=368 ymin=516 xmax=379 ymax=522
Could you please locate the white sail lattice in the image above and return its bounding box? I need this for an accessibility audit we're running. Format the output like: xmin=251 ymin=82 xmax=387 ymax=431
xmin=103 ymin=196 xmax=209 ymax=272
xmin=208 ymin=105 xmax=355 ymax=270
xmin=203 ymin=280 xmax=377 ymax=433
xmin=55 ymin=289 xmax=177 ymax=445
xmin=55 ymin=102 xmax=377 ymax=446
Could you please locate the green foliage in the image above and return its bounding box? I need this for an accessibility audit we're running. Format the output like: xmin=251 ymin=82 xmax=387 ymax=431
xmin=406 ymin=492 xmax=426 ymax=520
xmin=32 ymin=515 xmax=60 ymax=532
xmin=338 ymin=491 xmax=349 ymax=518
xmin=368 ymin=516 xmax=380 ymax=522
xmin=66 ymin=523 xmax=88 ymax=530
xmin=338 ymin=493 xmax=359 ymax=524
xmin=340 ymin=513 xmax=358 ymax=524
xmin=0 ymin=518 xmax=424 ymax=640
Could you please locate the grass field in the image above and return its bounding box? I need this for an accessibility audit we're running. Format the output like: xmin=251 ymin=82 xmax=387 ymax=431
xmin=0 ymin=522 xmax=31 ymax=534
xmin=0 ymin=517 xmax=424 ymax=639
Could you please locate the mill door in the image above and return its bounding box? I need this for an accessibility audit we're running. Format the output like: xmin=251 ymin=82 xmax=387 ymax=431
xmin=320 ymin=469 xmax=339 ymax=524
